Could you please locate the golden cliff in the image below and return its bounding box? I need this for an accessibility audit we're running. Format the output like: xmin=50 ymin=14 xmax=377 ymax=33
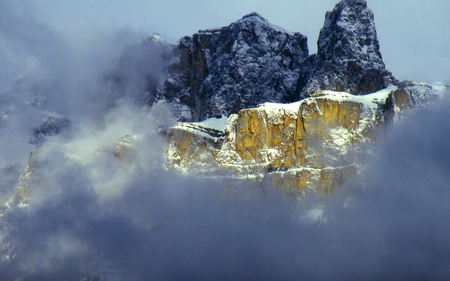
xmin=165 ymin=82 xmax=446 ymax=195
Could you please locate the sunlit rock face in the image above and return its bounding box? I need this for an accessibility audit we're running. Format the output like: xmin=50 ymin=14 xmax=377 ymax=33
xmin=383 ymin=81 xmax=443 ymax=122
xmin=165 ymin=83 xmax=446 ymax=195
xmin=298 ymin=0 xmax=396 ymax=97
xmin=164 ymin=89 xmax=381 ymax=194
xmin=155 ymin=12 xmax=309 ymax=122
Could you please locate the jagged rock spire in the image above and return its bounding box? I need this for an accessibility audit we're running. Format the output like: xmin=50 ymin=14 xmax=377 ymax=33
xmin=318 ymin=0 xmax=382 ymax=65
xmin=298 ymin=0 xmax=396 ymax=96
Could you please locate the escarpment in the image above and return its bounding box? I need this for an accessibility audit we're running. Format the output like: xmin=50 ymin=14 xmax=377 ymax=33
xmin=164 ymin=83 xmax=446 ymax=194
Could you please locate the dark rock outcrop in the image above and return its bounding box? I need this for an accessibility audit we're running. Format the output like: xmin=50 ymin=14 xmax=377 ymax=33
xmin=30 ymin=116 xmax=71 ymax=145
xmin=298 ymin=0 xmax=396 ymax=97
xmin=155 ymin=13 xmax=309 ymax=121
xmin=154 ymin=1 xmax=397 ymax=121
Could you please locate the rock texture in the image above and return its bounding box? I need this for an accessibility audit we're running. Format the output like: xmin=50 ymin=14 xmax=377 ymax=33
xmin=5 ymin=1 xmax=448 ymax=203
xmin=164 ymin=83 xmax=446 ymax=195
xmin=298 ymin=0 xmax=396 ymax=97
xmin=153 ymin=1 xmax=397 ymax=122
xmin=155 ymin=13 xmax=309 ymax=121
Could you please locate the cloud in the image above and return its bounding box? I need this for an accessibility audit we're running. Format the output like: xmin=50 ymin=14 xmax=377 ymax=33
xmin=1 ymin=94 xmax=449 ymax=280
xmin=0 ymin=0 xmax=148 ymax=201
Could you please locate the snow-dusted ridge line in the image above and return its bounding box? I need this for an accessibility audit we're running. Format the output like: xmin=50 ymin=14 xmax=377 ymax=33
xmin=170 ymin=82 xmax=447 ymax=138
xmin=174 ymin=88 xmax=388 ymax=134
xmin=198 ymin=12 xmax=294 ymax=35
xmin=172 ymin=116 xmax=228 ymax=140
xmin=256 ymin=86 xmax=395 ymax=115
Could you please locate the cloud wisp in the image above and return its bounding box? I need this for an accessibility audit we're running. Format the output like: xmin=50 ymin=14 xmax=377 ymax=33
xmin=1 ymin=95 xmax=450 ymax=280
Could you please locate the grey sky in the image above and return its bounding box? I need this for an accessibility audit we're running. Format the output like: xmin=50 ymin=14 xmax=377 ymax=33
xmin=30 ymin=0 xmax=450 ymax=83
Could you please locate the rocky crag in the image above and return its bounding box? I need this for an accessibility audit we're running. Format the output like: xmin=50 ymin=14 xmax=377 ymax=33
xmin=155 ymin=12 xmax=308 ymax=121
xmin=0 ymin=1 xmax=447 ymax=278
xmin=298 ymin=0 xmax=396 ymax=96
xmin=160 ymin=0 xmax=445 ymax=194
xmin=153 ymin=0 xmax=396 ymax=122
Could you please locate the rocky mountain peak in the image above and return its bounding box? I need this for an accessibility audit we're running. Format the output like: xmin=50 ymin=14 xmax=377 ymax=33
xmin=318 ymin=0 xmax=382 ymax=64
xmin=152 ymin=1 xmax=400 ymax=121
xmin=241 ymin=12 xmax=266 ymax=20
xmin=298 ymin=0 xmax=396 ymax=96
xmin=155 ymin=13 xmax=309 ymax=121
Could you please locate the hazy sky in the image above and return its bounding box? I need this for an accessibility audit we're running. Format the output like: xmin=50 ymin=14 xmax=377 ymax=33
xmin=30 ymin=0 xmax=450 ymax=83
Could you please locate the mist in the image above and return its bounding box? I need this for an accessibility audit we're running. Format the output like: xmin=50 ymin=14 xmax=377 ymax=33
xmin=0 ymin=0 xmax=146 ymax=197
xmin=1 ymin=0 xmax=450 ymax=280
xmin=1 ymin=95 xmax=450 ymax=280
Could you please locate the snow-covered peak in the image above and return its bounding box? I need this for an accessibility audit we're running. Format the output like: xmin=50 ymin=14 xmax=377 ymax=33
xmin=234 ymin=12 xmax=293 ymax=34
xmin=199 ymin=12 xmax=293 ymax=35
xmin=297 ymin=0 xmax=395 ymax=96
xmin=342 ymin=0 xmax=367 ymax=5
xmin=241 ymin=12 xmax=267 ymax=21
xmin=144 ymin=33 xmax=171 ymax=45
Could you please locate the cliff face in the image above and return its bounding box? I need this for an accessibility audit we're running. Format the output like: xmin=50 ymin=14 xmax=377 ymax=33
xmin=298 ymin=0 xmax=396 ymax=97
xmin=164 ymin=83 xmax=446 ymax=194
xmin=164 ymin=90 xmax=378 ymax=194
xmin=156 ymin=13 xmax=309 ymax=121
xmin=140 ymin=0 xmax=411 ymax=194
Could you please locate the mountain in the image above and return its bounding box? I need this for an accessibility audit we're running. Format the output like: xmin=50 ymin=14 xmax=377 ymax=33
xmin=154 ymin=12 xmax=308 ymax=121
xmin=158 ymin=0 xmax=445 ymax=193
xmin=153 ymin=0 xmax=396 ymax=122
xmin=298 ymin=0 xmax=396 ymax=96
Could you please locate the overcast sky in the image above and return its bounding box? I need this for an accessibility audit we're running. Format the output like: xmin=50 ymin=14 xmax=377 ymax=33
xmin=29 ymin=0 xmax=450 ymax=83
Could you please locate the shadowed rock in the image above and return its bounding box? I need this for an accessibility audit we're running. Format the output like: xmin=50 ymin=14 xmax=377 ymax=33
xmin=298 ymin=0 xmax=396 ymax=97
xmin=155 ymin=12 xmax=309 ymax=121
